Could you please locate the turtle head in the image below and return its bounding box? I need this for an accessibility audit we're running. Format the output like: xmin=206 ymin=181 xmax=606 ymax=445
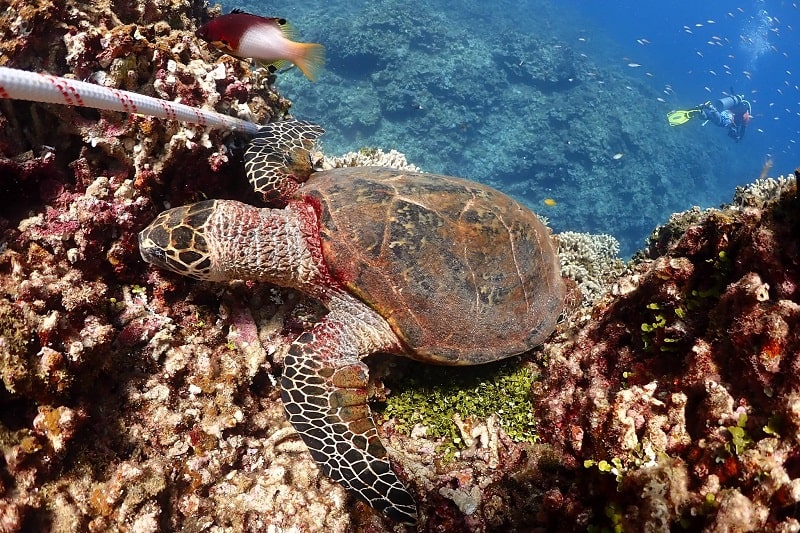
xmin=139 ymin=200 xmax=218 ymax=280
xmin=140 ymin=198 xmax=318 ymax=287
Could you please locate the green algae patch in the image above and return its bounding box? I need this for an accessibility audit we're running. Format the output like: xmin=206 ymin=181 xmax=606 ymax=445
xmin=379 ymin=359 xmax=539 ymax=447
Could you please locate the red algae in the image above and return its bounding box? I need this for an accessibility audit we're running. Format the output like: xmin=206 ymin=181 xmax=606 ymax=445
xmin=533 ymin=174 xmax=800 ymax=531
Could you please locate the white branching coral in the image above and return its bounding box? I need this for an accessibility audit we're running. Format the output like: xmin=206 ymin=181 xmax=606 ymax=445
xmin=322 ymin=149 xmax=421 ymax=172
xmin=733 ymin=173 xmax=797 ymax=209
xmin=558 ymin=231 xmax=626 ymax=304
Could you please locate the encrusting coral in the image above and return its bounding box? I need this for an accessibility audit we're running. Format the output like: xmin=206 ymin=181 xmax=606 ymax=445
xmin=1 ymin=0 xmax=800 ymax=531
xmin=533 ymin=172 xmax=800 ymax=531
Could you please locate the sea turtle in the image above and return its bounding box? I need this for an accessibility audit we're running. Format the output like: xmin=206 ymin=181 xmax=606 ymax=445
xmin=138 ymin=119 xmax=566 ymax=523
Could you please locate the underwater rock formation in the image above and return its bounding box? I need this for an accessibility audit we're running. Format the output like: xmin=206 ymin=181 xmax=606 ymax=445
xmin=533 ymin=173 xmax=800 ymax=531
xmin=1 ymin=0 xmax=799 ymax=531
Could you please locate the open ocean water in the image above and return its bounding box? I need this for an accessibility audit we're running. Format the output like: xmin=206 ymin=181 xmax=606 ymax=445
xmin=225 ymin=0 xmax=799 ymax=256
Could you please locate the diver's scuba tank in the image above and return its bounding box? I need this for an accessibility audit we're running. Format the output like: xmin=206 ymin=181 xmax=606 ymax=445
xmin=715 ymin=94 xmax=744 ymax=111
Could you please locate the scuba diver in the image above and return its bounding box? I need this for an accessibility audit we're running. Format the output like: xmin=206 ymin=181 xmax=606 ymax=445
xmin=667 ymin=92 xmax=752 ymax=142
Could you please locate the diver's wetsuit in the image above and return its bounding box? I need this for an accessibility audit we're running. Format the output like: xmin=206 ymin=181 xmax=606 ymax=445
xmin=700 ymin=95 xmax=751 ymax=142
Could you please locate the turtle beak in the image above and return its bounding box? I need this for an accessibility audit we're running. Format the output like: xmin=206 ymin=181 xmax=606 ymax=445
xmin=138 ymin=224 xmax=170 ymax=269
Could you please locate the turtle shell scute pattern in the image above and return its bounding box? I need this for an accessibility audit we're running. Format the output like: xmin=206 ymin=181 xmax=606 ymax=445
xmin=305 ymin=168 xmax=566 ymax=364
xmin=138 ymin=200 xmax=217 ymax=279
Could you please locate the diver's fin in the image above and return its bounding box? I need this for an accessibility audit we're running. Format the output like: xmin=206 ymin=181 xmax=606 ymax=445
xmin=667 ymin=108 xmax=702 ymax=127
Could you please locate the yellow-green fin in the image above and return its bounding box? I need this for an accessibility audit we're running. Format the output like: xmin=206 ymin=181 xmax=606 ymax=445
xmin=667 ymin=108 xmax=701 ymax=127
xmin=255 ymin=58 xmax=291 ymax=72
xmin=277 ymin=19 xmax=298 ymax=41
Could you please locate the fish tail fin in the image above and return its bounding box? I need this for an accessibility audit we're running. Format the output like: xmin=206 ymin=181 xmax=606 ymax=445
xmin=291 ymin=42 xmax=325 ymax=81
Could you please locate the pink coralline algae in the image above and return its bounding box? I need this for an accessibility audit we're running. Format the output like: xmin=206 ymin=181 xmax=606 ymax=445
xmin=1 ymin=0 xmax=800 ymax=532
xmin=533 ymin=173 xmax=800 ymax=531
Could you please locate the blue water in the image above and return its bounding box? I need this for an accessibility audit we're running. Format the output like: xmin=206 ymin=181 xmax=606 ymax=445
xmin=561 ymin=0 xmax=799 ymax=170
xmin=226 ymin=0 xmax=799 ymax=256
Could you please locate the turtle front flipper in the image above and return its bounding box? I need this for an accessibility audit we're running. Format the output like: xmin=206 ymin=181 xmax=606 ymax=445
xmin=281 ymin=319 xmax=418 ymax=524
xmin=245 ymin=120 xmax=325 ymax=202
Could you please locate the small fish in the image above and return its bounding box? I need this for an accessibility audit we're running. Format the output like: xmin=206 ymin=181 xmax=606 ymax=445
xmin=758 ymin=158 xmax=773 ymax=181
xmin=543 ymin=198 xmax=557 ymax=207
xmin=612 ymin=153 xmax=624 ymax=160
xmin=196 ymin=10 xmax=325 ymax=81
xmin=627 ymin=62 xmax=642 ymax=68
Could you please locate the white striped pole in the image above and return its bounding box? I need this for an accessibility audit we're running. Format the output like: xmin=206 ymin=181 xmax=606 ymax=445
xmin=0 ymin=66 xmax=261 ymax=135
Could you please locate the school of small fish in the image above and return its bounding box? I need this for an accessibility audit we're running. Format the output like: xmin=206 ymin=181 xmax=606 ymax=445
xmin=198 ymin=5 xmax=796 ymax=165
xmin=572 ymin=3 xmax=799 ymax=162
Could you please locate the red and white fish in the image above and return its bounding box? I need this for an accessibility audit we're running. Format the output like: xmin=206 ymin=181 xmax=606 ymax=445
xmin=196 ymin=10 xmax=325 ymax=81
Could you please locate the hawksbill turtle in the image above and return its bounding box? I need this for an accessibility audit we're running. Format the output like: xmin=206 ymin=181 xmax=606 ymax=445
xmin=138 ymin=119 xmax=566 ymax=523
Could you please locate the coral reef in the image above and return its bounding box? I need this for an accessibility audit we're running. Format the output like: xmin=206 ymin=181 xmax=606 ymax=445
xmin=532 ymin=172 xmax=800 ymax=531
xmin=558 ymin=231 xmax=627 ymax=305
xmin=1 ymin=0 xmax=800 ymax=531
xmin=322 ymin=147 xmax=420 ymax=172
xmin=0 ymin=0 xmax=358 ymax=531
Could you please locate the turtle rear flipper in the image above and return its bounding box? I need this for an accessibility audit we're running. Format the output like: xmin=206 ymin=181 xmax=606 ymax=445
xmin=245 ymin=120 xmax=324 ymax=202
xmin=281 ymin=319 xmax=418 ymax=524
